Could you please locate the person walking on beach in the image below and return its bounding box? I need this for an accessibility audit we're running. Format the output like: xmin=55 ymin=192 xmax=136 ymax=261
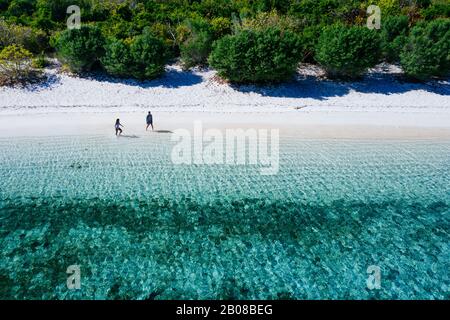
xmin=115 ymin=119 xmax=123 ymax=136
xmin=146 ymin=111 xmax=154 ymax=131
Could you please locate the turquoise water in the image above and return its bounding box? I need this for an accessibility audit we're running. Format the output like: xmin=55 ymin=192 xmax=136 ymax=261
xmin=0 ymin=134 xmax=449 ymax=299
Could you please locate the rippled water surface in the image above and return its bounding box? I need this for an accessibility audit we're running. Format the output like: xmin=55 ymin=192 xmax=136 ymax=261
xmin=0 ymin=134 xmax=449 ymax=299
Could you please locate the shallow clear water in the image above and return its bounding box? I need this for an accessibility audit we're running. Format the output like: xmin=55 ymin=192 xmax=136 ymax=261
xmin=0 ymin=134 xmax=449 ymax=299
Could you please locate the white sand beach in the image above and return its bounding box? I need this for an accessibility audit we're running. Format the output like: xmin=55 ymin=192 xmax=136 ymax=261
xmin=0 ymin=63 xmax=449 ymax=139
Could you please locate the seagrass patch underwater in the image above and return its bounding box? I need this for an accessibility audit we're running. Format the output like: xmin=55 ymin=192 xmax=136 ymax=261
xmin=0 ymin=135 xmax=449 ymax=299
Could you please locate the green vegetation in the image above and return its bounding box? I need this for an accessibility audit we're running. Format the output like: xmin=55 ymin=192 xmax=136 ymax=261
xmin=179 ymin=18 xmax=214 ymax=70
xmin=379 ymin=15 xmax=409 ymax=63
xmin=0 ymin=44 xmax=39 ymax=85
xmin=101 ymin=37 xmax=132 ymax=78
xmin=400 ymin=18 xmax=450 ymax=80
xmin=209 ymin=27 xmax=301 ymax=83
xmin=102 ymin=30 xmax=168 ymax=80
xmin=55 ymin=25 xmax=105 ymax=73
xmin=126 ymin=30 xmax=168 ymax=80
xmin=0 ymin=18 xmax=47 ymax=53
xmin=315 ymin=25 xmax=381 ymax=79
xmin=31 ymin=51 xmax=47 ymax=68
xmin=0 ymin=0 xmax=448 ymax=83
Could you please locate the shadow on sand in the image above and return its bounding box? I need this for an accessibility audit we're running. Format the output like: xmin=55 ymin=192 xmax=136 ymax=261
xmin=85 ymin=67 xmax=203 ymax=89
xmin=153 ymin=130 xmax=173 ymax=134
xmin=117 ymin=131 xmax=173 ymax=138
xmin=231 ymin=69 xmax=450 ymax=100
xmin=20 ymin=64 xmax=449 ymax=100
xmin=22 ymin=66 xmax=203 ymax=91
xmin=19 ymin=73 xmax=62 ymax=92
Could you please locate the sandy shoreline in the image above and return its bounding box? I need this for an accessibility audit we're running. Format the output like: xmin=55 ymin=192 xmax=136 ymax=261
xmin=1 ymin=111 xmax=450 ymax=140
xmin=0 ymin=64 xmax=449 ymax=139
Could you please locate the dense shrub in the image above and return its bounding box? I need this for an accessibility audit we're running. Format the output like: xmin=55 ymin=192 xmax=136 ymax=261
xmin=31 ymin=52 xmax=48 ymax=68
xmin=100 ymin=38 xmax=132 ymax=77
xmin=55 ymin=25 xmax=105 ymax=72
xmin=421 ymin=1 xmax=450 ymax=20
xmin=127 ymin=31 xmax=168 ymax=80
xmin=210 ymin=17 xmax=232 ymax=39
xmin=180 ymin=30 xmax=213 ymax=70
xmin=412 ymin=0 xmax=432 ymax=8
xmin=35 ymin=0 xmax=100 ymax=23
xmin=0 ymin=44 xmax=36 ymax=85
xmin=240 ymin=10 xmax=301 ymax=32
xmin=315 ymin=25 xmax=382 ymax=79
xmin=400 ymin=19 xmax=450 ymax=80
xmin=377 ymin=0 xmax=402 ymax=16
xmin=0 ymin=0 xmax=446 ymax=82
xmin=0 ymin=18 xmax=48 ymax=53
xmin=102 ymin=31 xmax=168 ymax=80
xmin=0 ymin=0 xmax=9 ymax=11
xmin=179 ymin=19 xmax=214 ymax=70
xmin=150 ymin=22 xmax=178 ymax=55
xmin=288 ymin=0 xmax=342 ymax=25
xmin=380 ymin=15 xmax=409 ymax=62
xmin=5 ymin=0 xmax=35 ymax=18
xmin=299 ymin=25 xmax=323 ymax=62
xmin=209 ymin=27 xmax=302 ymax=83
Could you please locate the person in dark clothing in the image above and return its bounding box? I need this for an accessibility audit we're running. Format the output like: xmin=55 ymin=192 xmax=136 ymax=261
xmin=115 ymin=119 xmax=123 ymax=136
xmin=146 ymin=112 xmax=154 ymax=131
